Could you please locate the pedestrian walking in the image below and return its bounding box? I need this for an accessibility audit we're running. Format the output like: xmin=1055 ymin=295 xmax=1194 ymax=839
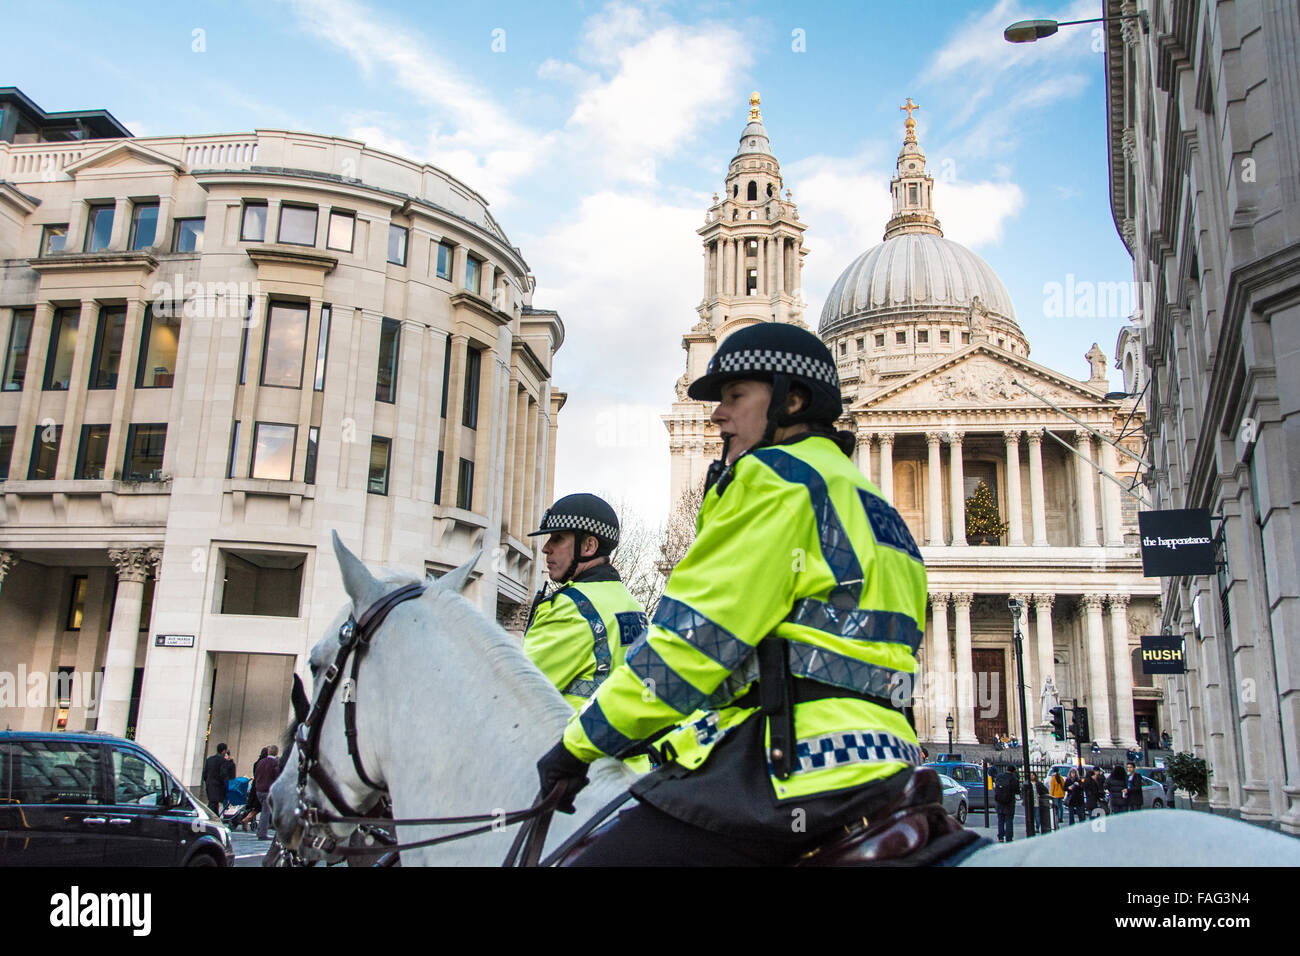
xmin=253 ymin=744 xmax=281 ymax=839
xmin=994 ymin=766 xmax=1018 ymax=843
xmin=1084 ymin=767 xmax=1103 ymax=817
xmin=1049 ymin=768 xmax=1066 ymax=826
xmin=1030 ymin=772 xmax=1052 ymax=834
xmin=1126 ymin=762 xmax=1144 ymax=812
xmin=201 ymin=742 xmax=235 ymax=817
xmin=1064 ymin=768 xmax=1086 ymax=825
xmin=1107 ymin=765 xmax=1128 ymax=814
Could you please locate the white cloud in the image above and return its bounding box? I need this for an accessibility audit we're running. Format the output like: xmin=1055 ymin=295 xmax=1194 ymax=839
xmin=931 ymin=179 xmax=1026 ymax=246
xmin=928 ymin=0 xmax=1101 ymax=77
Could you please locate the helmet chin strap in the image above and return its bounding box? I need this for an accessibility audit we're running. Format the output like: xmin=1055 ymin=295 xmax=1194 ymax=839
xmin=703 ymin=434 xmax=732 ymax=496
xmin=761 ymin=374 xmax=792 ymax=447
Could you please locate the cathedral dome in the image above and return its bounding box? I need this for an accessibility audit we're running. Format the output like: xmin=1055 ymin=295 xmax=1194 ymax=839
xmin=818 ymin=232 xmax=1018 ymax=336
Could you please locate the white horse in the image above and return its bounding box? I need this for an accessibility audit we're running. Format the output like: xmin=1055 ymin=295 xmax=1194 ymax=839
xmin=270 ymin=533 xmax=1299 ymax=866
xmin=268 ymin=533 xmax=637 ymax=865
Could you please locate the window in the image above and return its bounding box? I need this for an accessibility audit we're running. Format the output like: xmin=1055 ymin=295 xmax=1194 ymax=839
xmin=908 ymin=184 xmax=919 ymax=205
xmin=5 ymin=739 xmax=103 ymax=804
xmin=66 ymin=575 xmax=88 ymax=630
xmin=856 ymin=337 xmax=864 ymax=351
xmin=327 ymin=210 xmax=354 ymax=252
xmin=260 ymin=301 xmax=308 ymax=388
xmin=368 ymin=436 xmax=391 ymax=495
xmin=250 ymin=422 xmax=295 ymax=480
xmin=110 ymin=749 xmax=165 ymax=807
xmin=434 ymin=450 xmax=443 ymax=505
xmin=874 ymin=334 xmax=885 ymax=348
xmin=462 ymin=347 xmax=481 ymax=429
xmin=439 ymin=334 xmax=451 ymax=417
xmin=747 ymin=181 xmax=757 ymax=201
xmin=457 ymin=458 xmax=474 ymax=510
xmin=313 ymin=304 xmax=330 ymax=391
xmin=746 ymin=269 xmax=758 ymax=295
xmin=278 ymin=204 xmax=317 ymax=246
xmin=219 ymin=549 xmax=305 ymax=616
xmin=465 ymin=255 xmax=481 ymax=294
xmin=961 ymin=332 xmax=970 ymax=344
xmin=43 ymin=307 xmax=79 ymax=390
xmin=376 ymin=317 xmax=399 ymax=403
xmin=304 ymin=426 xmax=319 ymax=484
xmin=918 ymin=330 xmax=929 ymax=344
xmin=839 ymin=342 xmax=847 ymax=355
xmin=28 ymin=423 xmax=61 ymax=479
xmin=88 ymin=306 xmax=127 ymax=389
xmin=123 ymin=424 xmax=166 ymax=481
xmin=896 ymin=331 xmax=907 ymax=344
xmin=238 ymin=299 xmax=252 ymax=385
xmin=41 ymin=224 xmax=68 ymax=255
xmin=436 ymin=241 xmax=453 ymax=280
xmin=746 ymin=239 xmax=758 ymax=255
xmin=75 ymin=424 xmax=110 ymax=480
xmin=3 ymin=308 xmax=34 ymax=390
xmin=240 ymin=201 xmax=267 ymax=241
xmin=171 ymin=218 xmax=204 ymax=252
xmin=136 ymin=306 xmax=180 ymax=388
xmin=227 ymin=421 xmax=240 ymax=479
xmin=84 ymin=203 xmax=115 ymax=252
xmin=940 ymin=330 xmax=950 ymax=344
xmin=0 ymin=426 xmax=14 ymax=480
xmin=128 ymin=202 xmax=159 ymax=250
xmin=388 ymin=224 xmax=409 ymax=266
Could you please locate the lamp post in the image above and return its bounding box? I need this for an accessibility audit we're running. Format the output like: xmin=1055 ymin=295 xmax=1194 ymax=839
xmin=946 ymin=713 xmax=954 ymax=758
xmin=1003 ymin=11 xmax=1147 ymax=44
xmin=1008 ymin=596 xmax=1035 ymax=838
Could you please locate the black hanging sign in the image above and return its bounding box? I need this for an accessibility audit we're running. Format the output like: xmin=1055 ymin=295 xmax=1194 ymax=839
xmin=1138 ymin=509 xmax=1215 ymax=576
xmin=1140 ymin=635 xmax=1186 ymax=674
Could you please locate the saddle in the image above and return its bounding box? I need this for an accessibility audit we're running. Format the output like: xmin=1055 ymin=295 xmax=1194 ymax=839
xmin=798 ymin=767 xmax=985 ymax=867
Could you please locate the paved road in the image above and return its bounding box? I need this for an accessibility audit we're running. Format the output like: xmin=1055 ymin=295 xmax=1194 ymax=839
xmin=230 ymin=828 xmax=274 ymax=867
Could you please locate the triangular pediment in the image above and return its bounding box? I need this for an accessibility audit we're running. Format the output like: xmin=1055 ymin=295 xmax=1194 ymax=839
xmin=64 ymin=141 xmax=185 ymax=177
xmin=851 ymin=343 xmax=1107 ymax=412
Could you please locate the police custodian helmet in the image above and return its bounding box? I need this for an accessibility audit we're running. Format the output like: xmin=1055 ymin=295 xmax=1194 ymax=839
xmin=687 ymin=322 xmax=842 ymax=426
xmin=528 ymin=493 xmax=620 ymax=556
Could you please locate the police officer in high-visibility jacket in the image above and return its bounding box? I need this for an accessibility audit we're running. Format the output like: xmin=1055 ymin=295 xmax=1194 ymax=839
xmin=536 ymin=323 xmax=929 ymax=864
xmin=524 ymin=494 xmax=648 ymax=710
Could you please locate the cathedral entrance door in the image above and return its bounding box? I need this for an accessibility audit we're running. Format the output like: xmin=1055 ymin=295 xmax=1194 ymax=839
xmin=971 ymin=647 xmax=1008 ymax=744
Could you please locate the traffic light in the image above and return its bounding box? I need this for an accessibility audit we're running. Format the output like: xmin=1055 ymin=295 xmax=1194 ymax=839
xmin=1049 ymin=705 xmax=1065 ymax=740
xmin=1074 ymin=706 xmax=1090 ymax=742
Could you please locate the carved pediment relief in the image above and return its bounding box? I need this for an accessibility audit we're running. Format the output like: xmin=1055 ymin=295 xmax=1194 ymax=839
xmin=64 ymin=142 xmax=185 ymax=177
xmin=854 ymin=350 xmax=1101 ymax=411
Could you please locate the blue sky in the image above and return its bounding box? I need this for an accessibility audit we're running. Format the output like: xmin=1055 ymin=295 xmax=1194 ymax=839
xmin=8 ymin=0 xmax=1134 ymax=524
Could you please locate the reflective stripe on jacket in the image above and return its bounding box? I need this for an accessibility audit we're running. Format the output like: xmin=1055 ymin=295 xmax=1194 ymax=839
xmin=524 ymin=564 xmax=647 ymax=709
xmin=563 ymin=433 xmax=928 ymax=801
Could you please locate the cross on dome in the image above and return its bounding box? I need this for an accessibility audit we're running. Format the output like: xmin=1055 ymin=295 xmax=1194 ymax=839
xmin=900 ymin=97 xmax=920 ymax=142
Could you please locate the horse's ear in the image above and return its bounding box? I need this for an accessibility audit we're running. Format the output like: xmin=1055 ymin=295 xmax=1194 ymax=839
xmin=332 ymin=530 xmax=386 ymax=611
xmin=291 ymin=673 xmax=309 ymax=722
xmin=435 ymin=550 xmax=482 ymax=594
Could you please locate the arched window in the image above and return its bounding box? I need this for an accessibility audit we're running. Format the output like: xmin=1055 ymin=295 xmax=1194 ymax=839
xmin=767 ymin=183 xmax=774 ymax=198
xmin=747 ymin=181 xmax=757 ymax=201
xmin=732 ymin=184 xmax=738 ymax=198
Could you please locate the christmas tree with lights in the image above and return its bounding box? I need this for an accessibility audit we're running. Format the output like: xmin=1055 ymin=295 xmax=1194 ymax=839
xmin=965 ymin=480 xmax=1009 ymax=544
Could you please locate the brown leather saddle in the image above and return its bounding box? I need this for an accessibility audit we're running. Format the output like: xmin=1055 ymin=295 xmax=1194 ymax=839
xmin=798 ymin=767 xmax=985 ymax=866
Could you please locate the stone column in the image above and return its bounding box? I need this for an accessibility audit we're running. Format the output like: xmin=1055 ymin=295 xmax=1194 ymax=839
xmin=776 ymin=237 xmax=786 ymax=293
xmin=927 ymin=431 xmax=945 ymax=546
xmin=1108 ymin=594 xmax=1137 ymax=748
xmin=929 ymin=593 xmax=953 ymax=739
xmin=877 ymin=432 xmax=894 ymax=502
xmin=1033 ymin=593 xmax=1056 ymax=697
xmin=1027 ymin=429 xmax=1049 ymax=546
xmin=952 ymin=592 xmax=978 ymax=744
xmin=948 ymin=431 xmax=967 ymax=547
xmin=441 ymin=334 xmax=469 ymax=506
xmin=1004 ymin=430 xmax=1025 ymax=546
xmin=1080 ymin=594 xmax=1112 ymax=745
xmin=735 ymin=238 xmax=744 ymax=297
xmin=100 ymin=547 xmax=160 ymax=735
xmin=854 ymin=426 xmax=872 ymax=476
xmin=1075 ymin=431 xmax=1099 ymax=546
xmin=1099 ymin=434 xmax=1124 ymax=546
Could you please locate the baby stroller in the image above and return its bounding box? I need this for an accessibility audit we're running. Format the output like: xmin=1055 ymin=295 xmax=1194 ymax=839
xmin=223 ymin=776 xmax=256 ymax=828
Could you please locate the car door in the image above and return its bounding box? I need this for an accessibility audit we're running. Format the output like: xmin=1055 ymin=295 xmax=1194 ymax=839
xmin=0 ymin=738 xmax=107 ymax=866
xmin=103 ymin=746 xmax=181 ymax=865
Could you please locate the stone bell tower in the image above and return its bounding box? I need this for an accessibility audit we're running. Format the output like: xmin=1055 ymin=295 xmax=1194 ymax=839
xmin=663 ymin=93 xmax=810 ymax=507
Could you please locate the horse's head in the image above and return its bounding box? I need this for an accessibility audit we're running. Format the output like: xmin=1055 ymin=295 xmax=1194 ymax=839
xmin=269 ymin=531 xmax=479 ymax=859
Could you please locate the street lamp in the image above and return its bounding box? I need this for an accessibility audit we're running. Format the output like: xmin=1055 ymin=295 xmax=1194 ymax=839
xmin=1003 ymin=11 xmax=1147 ymax=44
xmin=1007 ymin=597 xmax=1035 ymax=838
xmin=946 ymin=713 xmax=954 ymax=757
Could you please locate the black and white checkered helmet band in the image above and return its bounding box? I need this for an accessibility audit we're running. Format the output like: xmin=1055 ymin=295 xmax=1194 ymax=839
xmin=708 ymin=348 xmax=839 ymax=388
xmin=538 ymin=512 xmax=619 ymax=543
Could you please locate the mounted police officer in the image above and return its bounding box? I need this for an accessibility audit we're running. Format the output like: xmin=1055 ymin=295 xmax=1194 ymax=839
xmin=523 ymin=493 xmax=648 ymax=710
xmin=536 ymin=322 xmax=930 ymax=864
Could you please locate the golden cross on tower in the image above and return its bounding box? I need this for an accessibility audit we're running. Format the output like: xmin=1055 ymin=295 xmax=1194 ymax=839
xmin=749 ymin=91 xmax=762 ymax=122
xmin=900 ymin=97 xmax=919 ymax=142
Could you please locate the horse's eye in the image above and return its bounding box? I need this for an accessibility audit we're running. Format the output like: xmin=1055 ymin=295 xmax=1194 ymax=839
xmin=309 ymin=661 xmax=319 ymax=677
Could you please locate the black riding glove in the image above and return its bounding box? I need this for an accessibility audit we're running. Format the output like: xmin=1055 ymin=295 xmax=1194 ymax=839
xmin=537 ymin=741 xmax=590 ymax=814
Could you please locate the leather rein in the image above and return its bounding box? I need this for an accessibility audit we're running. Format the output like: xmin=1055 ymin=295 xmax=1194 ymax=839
xmin=286 ymin=581 xmax=563 ymax=866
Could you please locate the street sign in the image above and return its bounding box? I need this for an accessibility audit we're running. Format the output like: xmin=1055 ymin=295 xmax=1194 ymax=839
xmin=1140 ymin=634 xmax=1186 ymax=674
xmin=154 ymin=634 xmax=195 ymax=648
xmin=1138 ymin=508 xmax=1215 ymax=576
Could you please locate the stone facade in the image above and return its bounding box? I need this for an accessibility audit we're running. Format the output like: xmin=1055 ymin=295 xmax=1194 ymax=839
xmin=1104 ymin=0 xmax=1300 ymax=832
xmin=0 ymin=103 xmax=565 ymax=787
xmin=666 ymin=96 xmax=1161 ymax=756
